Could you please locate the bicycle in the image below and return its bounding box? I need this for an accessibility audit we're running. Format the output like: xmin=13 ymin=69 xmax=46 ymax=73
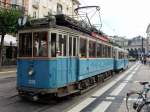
xmin=137 ymin=101 xmax=150 ymax=112
xmin=126 ymin=81 xmax=150 ymax=112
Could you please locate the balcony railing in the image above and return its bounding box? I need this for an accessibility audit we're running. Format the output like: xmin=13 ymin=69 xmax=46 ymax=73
xmin=0 ymin=1 xmax=26 ymax=14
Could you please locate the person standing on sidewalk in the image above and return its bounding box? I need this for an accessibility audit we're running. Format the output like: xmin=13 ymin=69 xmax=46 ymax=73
xmin=143 ymin=56 xmax=147 ymax=65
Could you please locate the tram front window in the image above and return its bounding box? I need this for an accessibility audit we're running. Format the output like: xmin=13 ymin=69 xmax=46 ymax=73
xmin=33 ymin=32 xmax=48 ymax=57
xmin=19 ymin=33 xmax=32 ymax=57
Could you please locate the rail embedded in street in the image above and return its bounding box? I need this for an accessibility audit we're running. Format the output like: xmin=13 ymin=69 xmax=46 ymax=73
xmin=126 ymin=81 xmax=150 ymax=112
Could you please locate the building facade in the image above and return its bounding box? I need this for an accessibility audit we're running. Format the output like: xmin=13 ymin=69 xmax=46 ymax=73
xmin=111 ymin=35 xmax=148 ymax=58
xmin=28 ymin=0 xmax=80 ymax=19
xmin=110 ymin=35 xmax=128 ymax=48
xmin=0 ymin=0 xmax=28 ymax=14
xmin=0 ymin=0 xmax=80 ymax=18
xmin=146 ymin=24 xmax=150 ymax=55
xmin=124 ymin=36 xmax=147 ymax=58
xmin=0 ymin=0 xmax=24 ymax=65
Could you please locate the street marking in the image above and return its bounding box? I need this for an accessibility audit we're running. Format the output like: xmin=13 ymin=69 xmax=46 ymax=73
xmin=67 ymin=97 xmax=96 ymax=112
xmin=0 ymin=74 xmax=16 ymax=79
xmin=106 ymin=97 xmax=115 ymax=100
xmin=92 ymin=101 xmax=112 ymax=112
xmin=124 ymin=98 xmax=142 ymax=101
xmin=0 ymin=71 xmax=16 ymax=74
xmin=125 ymin=73 xmax=134 ymax=81
xmin=110 ymin=64 xmax=140 ymax=96
xmin=67 ymin=63 xmax=139 ymax=112
xmin=110 ymin=83 xmax=127 ymax=96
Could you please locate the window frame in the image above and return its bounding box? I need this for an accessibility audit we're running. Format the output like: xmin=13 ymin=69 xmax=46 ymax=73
xmin=79 ymin=37 xmax=87 ymax=58
xmin=18 ymin=32 xmax=33 ymax=57
xmin=89 ymin=40 xmax=96 ymax=58
xmin=18 ymin=30 xmax=49 ymax=58
xmin=33 ymin=31 xmax=48 ymax=57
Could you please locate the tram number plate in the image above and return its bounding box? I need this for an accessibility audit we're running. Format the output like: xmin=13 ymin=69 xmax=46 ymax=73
xmin=28 ymin=80 xmax=36 ymax=84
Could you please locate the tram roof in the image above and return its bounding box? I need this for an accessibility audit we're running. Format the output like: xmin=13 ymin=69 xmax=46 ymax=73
xmin=19 ymin=14 xmax=126 ymax=47
xmin=19 ymin=14 xmax=104 ymax=35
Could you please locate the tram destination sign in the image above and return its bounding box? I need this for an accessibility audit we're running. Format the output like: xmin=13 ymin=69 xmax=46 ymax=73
xmin=91 ymin=32 xmax=109 ymax=42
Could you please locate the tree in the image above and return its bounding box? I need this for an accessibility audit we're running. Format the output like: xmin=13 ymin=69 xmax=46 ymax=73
xmin=0 ymin=7 xmax=21 ymax=67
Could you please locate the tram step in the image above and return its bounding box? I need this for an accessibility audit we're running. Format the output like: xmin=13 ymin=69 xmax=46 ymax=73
xmin=80 ymin=84 xmax=97 ymax=94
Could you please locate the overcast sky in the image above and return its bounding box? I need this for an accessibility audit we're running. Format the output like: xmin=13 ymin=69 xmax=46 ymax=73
xmin=79 ymin=0 xmax=150 ymax=38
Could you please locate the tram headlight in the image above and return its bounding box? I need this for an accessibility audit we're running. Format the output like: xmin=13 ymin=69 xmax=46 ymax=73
xmin=28 ymin=67 xmax=34 ymax=76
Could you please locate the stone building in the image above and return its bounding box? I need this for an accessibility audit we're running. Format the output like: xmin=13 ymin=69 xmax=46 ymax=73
xmin=0 ymin=0 xmax=80 ymax=18
xmin=0 ymin=0 xmax=21 ymax=65
xmin=111 ymin=35 xmax=128 ymax=48
xmin=0 ymin=0 xmax=28 ymax=14
xmin=125 ymin=36 xmax=147 ymax=58
xmin=0 ymin=0 xmax=80 ymax=65
xmin=146 ymin=24 xmax=150 ymax=55
xmin=27 ymin=0 xmax=80 ymax=19
xmin=111 ymin=35 xmax=147 ymax=58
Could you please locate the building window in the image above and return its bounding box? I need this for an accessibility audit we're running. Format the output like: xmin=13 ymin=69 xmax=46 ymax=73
xmin=33 ymin=11 xmax=36 ymax=18
xmin=18 ymin=0 xmax=24 ymax=6
xmin=57 ymin=3 xmax=63 ymax=14
xmin=11 ymin=0 xmax=17 ymax=4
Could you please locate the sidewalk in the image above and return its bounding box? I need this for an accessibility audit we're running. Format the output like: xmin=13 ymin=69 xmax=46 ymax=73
xmin=0 ymin=65 xmax=16 ymax=73
xmin=118 ymin=64 xmax=150 ymax=112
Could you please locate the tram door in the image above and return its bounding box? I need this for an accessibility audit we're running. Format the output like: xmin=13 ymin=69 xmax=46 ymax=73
xmin=57 ymin=34 xmax=68 ymax=85
xmin=57 ymin=34 xmax=77 ymax=84
xmin=67 ymin=36 xmax=78 ymax=83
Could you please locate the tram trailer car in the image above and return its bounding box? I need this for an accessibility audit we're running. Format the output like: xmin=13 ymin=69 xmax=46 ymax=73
xmin=114 ymin=47 xmax=129 ymax=72
xmin=17 ymin=15 xmax=128 ymax=101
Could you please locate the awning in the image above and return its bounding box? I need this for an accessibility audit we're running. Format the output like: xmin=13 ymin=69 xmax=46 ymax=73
xmin=0 ymin=34 xmax=17 ymax=46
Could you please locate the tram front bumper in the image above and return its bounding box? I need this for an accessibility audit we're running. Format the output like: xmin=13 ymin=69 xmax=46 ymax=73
xmin=17 ymin=86 xmax=58 ymax=95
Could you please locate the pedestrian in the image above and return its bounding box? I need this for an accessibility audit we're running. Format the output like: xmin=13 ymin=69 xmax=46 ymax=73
xmin=141 ymin=56 xmax=144 ymax=64
xmin=143 ymin=56 xmax=147 ymax=65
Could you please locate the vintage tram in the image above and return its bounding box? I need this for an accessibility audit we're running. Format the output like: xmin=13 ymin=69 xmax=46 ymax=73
xmin=17 ymin=14 xmax=128 ymax=101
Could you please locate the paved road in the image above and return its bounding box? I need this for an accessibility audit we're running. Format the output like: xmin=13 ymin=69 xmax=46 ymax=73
xmin=0 ymin=62 xmax=148 ymax=112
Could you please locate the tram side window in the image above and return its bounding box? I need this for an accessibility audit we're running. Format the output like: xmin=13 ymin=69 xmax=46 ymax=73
xmin=105 ymin=46 xmax=108 ymax=57
xmin=19 ymin=33 xmax=32 ymax=57
xmin=73 ymin=38 xmax=77 ymax=56
xmin=97 ymin=43 xmax=102 ymax=58
xmin=118 ymin=52 xmax=122 ymax=59
xmin=51 ymin=33 xmax=57 ymax=57
xmin=102 ymin=45 xmax=106 ymax=57
xmin=89 ymin=41 xmax=96 ymax=58
xmin=69 ymin=37 xmax=72 ymax=56
xmin=80 ymin=38 xmax=87 ymax=57
xmin=33 ymin=32 xmax=48 ymax=57
xmin=59 ymin=34 xmax=67 ymax=56
xmin=108 ymin=46 xmax=111 ymax=58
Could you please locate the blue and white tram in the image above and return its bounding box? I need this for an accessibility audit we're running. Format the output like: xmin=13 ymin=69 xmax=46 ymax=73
xmin=113 ymin=47 xmax=129 ymax=71
xmin=17 ymin=15 xmax=128 ymax=100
